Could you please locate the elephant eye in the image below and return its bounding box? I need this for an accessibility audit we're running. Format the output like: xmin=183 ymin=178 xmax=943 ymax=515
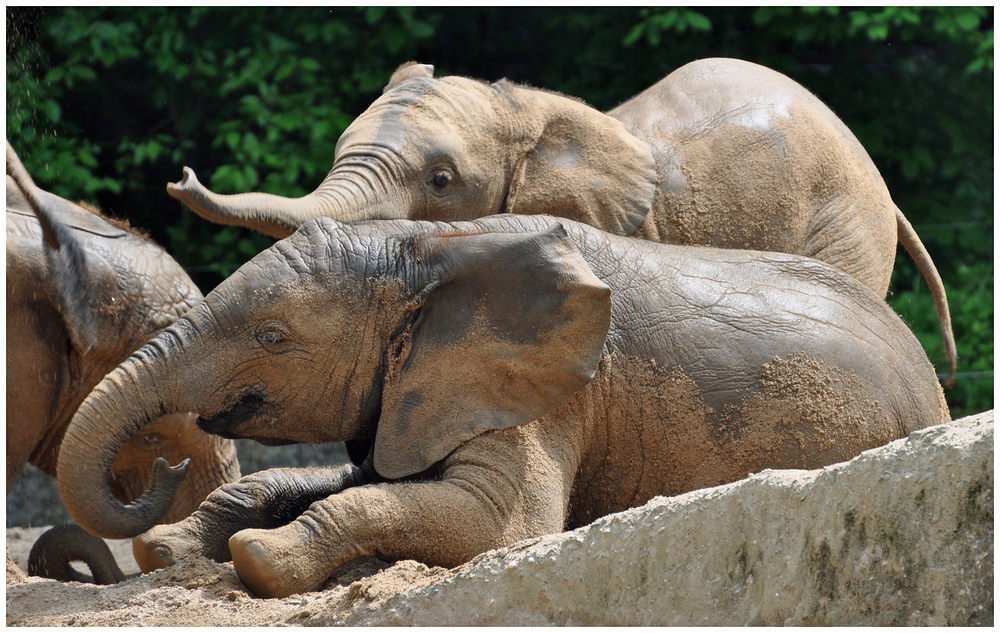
xmin=430 ymin=171 xmax=452 ymax=189
xmin=255 ymin=321 xmax=291 ymax=352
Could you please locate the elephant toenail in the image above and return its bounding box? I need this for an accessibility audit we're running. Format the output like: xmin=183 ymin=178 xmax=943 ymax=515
xmin=155 ymin=546 xmax=174 ymax=564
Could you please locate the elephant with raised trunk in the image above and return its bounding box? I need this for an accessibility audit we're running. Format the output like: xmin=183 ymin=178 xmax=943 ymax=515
xmin=60 ymin=214 xmax=949 ymax=598
xmin=6 ymin=142 xmax=240 ymax=528
xmin=166 ymin=57 xmax=956 ymax=382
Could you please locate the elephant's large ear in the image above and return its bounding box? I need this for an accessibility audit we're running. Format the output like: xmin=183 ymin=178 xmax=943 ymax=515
xmin=374 ymin=223 xmax=611 ymax=480
xmin=7 ymin=141 xmax=102 ymax=352
xmin=502 ymin=82 xmax=658 ymax=236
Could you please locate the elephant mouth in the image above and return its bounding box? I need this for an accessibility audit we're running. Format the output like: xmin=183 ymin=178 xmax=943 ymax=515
xmin=197 ymin=389 xmax=271 ymax=439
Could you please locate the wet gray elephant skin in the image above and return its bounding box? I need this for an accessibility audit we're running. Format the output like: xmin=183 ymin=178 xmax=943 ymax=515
xmin=6 ymin=142 xmax=240 ymax=531
xmin=60 ymin=213 xmax=950 ymax=598
xmin=166 ymin=57 xmax=955 ymax=381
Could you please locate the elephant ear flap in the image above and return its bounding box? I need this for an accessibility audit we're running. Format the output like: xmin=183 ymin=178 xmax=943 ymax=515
xmin=374 ymin=223 xmax=611 ymax=480
xmin=7 ymin=142 xmax=102 ymax=352
xmin=384 ymin=62 xmax=435 ymax=93
xmin=504 ymin=84 xmax=658 ymax=236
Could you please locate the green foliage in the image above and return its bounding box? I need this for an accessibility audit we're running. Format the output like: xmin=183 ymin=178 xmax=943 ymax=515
xmin=624 ymin=8 xmax=712 ymax=47
xmin=8 ymin=7 xmax=439 ymax=276
xmin=6 ymin=7 xmax=992 ymax=414
xmin=891 ymin=260 xmax=994 ymax=417
xmin=751 ymin=6 xmax=993 ymax=73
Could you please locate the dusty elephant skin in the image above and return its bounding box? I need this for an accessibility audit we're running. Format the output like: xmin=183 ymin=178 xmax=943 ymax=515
xmin=345 ymin=411 xmax=993 ymax=627
xmin=165 ymin=57 xmax=955 ymax=381
xmin=58 ymin=213 xmax=949 ymax=599
xmin=5 ymin=142 xmax=241 ymax=542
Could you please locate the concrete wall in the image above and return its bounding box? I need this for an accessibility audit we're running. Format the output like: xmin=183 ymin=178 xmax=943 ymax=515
xmin=340 ymin=411 xmax=993 ymax=626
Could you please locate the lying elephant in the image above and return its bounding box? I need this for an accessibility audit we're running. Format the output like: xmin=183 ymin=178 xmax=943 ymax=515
xmin=59 ymin=214 xmax=949 ymax=598
xmin=165 ymin=57 xmax=955 ymax=381
xmin=5 ymin=142 xmax=240 ymax=527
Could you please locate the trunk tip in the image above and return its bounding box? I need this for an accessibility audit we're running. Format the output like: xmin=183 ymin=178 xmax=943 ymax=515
xmin=153 ymin=456 xmax=191 ymax=482
xmin=166 ymin=167 xmax=198 ymax=198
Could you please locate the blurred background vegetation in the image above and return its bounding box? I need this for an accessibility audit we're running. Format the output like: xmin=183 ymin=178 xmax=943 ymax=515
xmin=6 ymin=7 xmax=993 ymax=416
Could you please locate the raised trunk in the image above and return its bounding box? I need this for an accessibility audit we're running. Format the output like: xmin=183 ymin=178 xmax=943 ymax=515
xmin=167 ymin=164 xmax=396 ymax=239
xmin=57 ymin=325 xmax=194 ymax=539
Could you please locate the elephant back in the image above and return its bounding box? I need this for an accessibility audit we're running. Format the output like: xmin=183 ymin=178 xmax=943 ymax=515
xmin=608 ymin=58 xmax=898 ymax=297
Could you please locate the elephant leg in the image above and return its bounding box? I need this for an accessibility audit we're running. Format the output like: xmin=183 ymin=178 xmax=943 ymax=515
xmin=133 ymin=463 xmax=375 ymax=572
xmin=228 ymin=423 xmax=575 ymax=598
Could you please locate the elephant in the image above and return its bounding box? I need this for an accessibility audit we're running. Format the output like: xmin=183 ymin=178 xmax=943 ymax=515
xmin=28 ymin=525 xmax=128 ymax=585
xmin=165 ymin=57 xmax=956 ymax=382
xmin=57 ymin=213 xmax=950 ymax=598
xmin=5 ymin=141 xmax=241 ymax=526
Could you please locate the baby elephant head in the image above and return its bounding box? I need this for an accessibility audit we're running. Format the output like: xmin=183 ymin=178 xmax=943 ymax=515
xmin=167 ymin=63 xmax=657 ymax=240
xmin=60 ymin=217 xmax=611 ymax=537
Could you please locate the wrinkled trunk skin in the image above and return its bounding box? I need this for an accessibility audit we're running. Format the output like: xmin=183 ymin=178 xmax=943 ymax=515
xmin=28 ymin=524 xmax=127 ymax=585
xmin=167 ymin=164 xmax=399 ymax=239
xmin=108 ymin=412 xmax=242 ymax=524
xmin=57 ymin=322 xmax=198 ymax=540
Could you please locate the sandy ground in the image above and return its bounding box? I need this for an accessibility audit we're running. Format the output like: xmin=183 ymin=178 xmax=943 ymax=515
xmin=6 ymin=440 xmax=441 ymax=625
xmin=7 ymin=525 xmax=458 ymax=626
xmin=7 ymin=413 xmax=990 ymax=625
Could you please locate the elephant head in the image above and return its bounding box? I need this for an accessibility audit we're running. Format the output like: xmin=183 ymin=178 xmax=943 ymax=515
xmin=6 ymin=142 xmax=240 ymax=528
xmin=59 ymin=216 xmax=610 ymax=538
xmin=166 ymin=60 xmax=956 ymax=385
xmin=167 ymin=62 xmax=657 ymax=239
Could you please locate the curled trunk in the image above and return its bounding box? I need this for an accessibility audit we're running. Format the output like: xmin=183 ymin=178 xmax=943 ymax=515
xmin=57 ymin=347 xmax=189 ymax=540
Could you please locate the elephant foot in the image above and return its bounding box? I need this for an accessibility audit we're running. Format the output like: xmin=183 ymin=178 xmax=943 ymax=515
xmin=229 ymin=524 xmax=335 ymax=599
xmin=133 ymin=519 xmax=232 ymax=573
xmin=132 ymin=533 xmax=175 ymax=572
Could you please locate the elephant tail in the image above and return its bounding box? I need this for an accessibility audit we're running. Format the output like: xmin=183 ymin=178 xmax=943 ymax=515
xmin=896 ymin=208 xmax=957 ymax=387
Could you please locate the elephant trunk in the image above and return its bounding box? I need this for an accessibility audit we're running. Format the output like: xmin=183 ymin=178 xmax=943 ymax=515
xmin=57 ymin=328 xmax=193 ymax=540
xmin=167 ymin=163 xmax=397 ymax=239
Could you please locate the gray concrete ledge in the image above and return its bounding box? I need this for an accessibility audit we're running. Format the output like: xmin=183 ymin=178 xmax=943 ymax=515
xmin=341 ymin=411 xmax=993 ymax=626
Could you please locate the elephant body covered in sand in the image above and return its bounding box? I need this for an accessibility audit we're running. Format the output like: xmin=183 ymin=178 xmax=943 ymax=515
xmin=166 ymin=57 xmax=955 ymax=379
xmin=5 ymin=143 xmax=240 ymax=526
xmin=59 ymin=214 xmax=949 ymax=598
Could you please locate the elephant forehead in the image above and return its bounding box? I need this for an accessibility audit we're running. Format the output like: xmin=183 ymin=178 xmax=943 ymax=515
xmin=279 ymin=219 xmax=395 ymax=276
xmin=341 ymin=77 xmax=501 ymax=155
xmin=343 ymin=97 xmax=422 ymax=154
xmin=208 ymin=227 xmax=393 ymax=311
